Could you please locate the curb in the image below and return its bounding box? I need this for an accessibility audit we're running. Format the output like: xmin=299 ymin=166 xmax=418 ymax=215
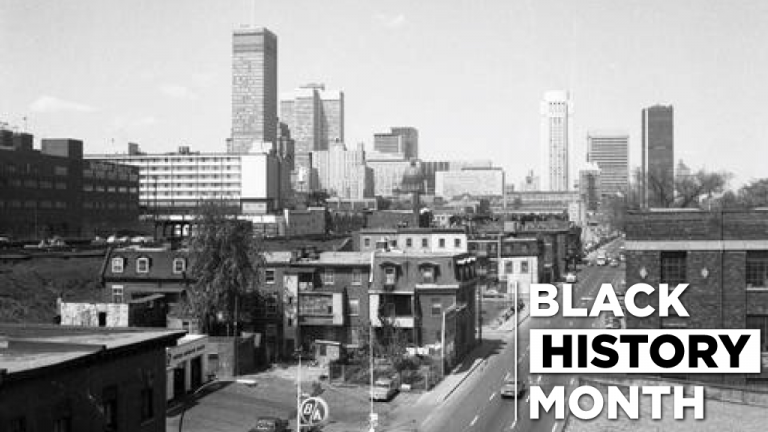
xmin=441 ymin=356 xmax=488 ymax=402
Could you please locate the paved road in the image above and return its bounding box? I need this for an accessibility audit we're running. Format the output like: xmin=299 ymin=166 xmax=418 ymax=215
xmin=405 ymin=239 xmax=625 ymax=432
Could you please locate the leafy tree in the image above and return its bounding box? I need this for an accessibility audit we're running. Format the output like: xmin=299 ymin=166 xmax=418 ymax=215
xmin=674 ymin=169 xmax=731 ymax=208
xmin=184 ymin=201 xmax=264 ymax=335
xmin=736 ymin=178 xmax=768 ymax=208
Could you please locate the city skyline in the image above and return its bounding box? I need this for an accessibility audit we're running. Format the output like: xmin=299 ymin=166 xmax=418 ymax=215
xmin=2 ymin=0 xmax=768 ymax=187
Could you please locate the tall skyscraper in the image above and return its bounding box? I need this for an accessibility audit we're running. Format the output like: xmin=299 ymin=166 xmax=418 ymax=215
xmin=541 ymin=91 xmax=573 ymax=191
xmin=280 ymin=84 xmax=345 ymax=186
xmin=641 ymin=105 xmax=674 ymax=207
xmin=578 ymin=163 xmax=601 ymax=212
xmin=230 ymin=27 xmax=278 ymax=154
xmin=373 ymin=127 xmax=419 ymax=160
xmin=587 ymin=131 xmax=629 ymax=196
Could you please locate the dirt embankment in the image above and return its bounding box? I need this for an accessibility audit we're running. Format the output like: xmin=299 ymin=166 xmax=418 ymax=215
xmin=0 ymin=257 xmax=104 ymax=323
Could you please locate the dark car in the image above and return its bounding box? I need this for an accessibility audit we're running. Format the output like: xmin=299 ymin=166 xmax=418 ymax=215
xmin=249 ymin=417 xmax=288 ymax=432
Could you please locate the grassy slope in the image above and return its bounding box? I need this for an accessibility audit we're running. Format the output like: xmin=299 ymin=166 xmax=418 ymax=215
xmin=0 ymin=256 xmax=104 ymax=323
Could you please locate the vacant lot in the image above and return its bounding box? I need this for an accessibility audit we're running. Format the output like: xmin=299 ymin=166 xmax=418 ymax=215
xmin=0 ymin=256 xmax=104 ymax=323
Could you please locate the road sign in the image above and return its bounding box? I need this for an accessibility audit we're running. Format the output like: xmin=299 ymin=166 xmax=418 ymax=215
xmin=299 ymin=397 xmax=329 ymax=426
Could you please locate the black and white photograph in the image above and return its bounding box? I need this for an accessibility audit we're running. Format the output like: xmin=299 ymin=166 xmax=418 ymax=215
xmin=1 ymin=1 xmax=768 ymax=431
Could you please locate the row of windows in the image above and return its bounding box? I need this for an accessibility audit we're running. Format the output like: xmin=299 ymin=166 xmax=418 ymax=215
xmin=659 ymin=251 xmax=768 ymax=288
xmin=0 ymin=200 xmax=67 ymax=209
xmin=3 ymin=179 xmax=67 ymax=189
xmin=363 ymin=237 xmax=463 ymax=249
xmin=83 ymin=184 xmax=138 ymax=193
xmin=111 ymin=257 xmax=186 ymax=275
xmin=83 ymin=202 xmax=135 ymax=210
xmin=503 ymin=260 xmax=530 ymax=274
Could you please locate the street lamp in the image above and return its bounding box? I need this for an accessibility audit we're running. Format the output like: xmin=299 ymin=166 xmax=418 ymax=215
xmin=177 ymin=378 xmax=257 ymax=432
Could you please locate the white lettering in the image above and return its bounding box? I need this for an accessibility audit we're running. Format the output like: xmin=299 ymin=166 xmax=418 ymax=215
xmin=529 ymin=385 xmax=565 ymax=419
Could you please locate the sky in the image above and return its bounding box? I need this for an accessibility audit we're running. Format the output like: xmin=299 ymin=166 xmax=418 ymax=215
xmin=1 ymin=0 xmax=767 ymax=188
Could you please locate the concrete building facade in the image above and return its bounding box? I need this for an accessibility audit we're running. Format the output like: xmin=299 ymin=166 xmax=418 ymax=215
xmin=373 ymin=127 xmax=419 ymax=160
xmin=435 ymin=168 xmax=505 ymax=199
xmin=541 ymin=91 xmax=573 ymax=192
xmin=587 ymin=130 xmax=629 ymax=196
xmin=312 ymin=142 xmax=373 ymax=199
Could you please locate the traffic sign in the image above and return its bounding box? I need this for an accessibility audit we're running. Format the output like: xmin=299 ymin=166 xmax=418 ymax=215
xmin=299 ymin=397 xmax=329 ymax=426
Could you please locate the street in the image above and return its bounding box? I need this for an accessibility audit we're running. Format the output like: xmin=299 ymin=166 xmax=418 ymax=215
xmin=391 ymin=239 xmax=625 ymax=432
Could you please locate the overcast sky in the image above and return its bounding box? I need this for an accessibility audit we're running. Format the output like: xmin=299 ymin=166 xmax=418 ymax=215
xmin=2 ymin=0 xmax=767 ymax=187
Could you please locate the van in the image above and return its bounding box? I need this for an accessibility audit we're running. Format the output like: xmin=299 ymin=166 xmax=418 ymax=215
xmin=371 ymin=377 xmax=399 ymax=401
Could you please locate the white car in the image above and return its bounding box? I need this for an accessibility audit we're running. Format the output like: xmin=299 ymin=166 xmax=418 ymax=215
xmin=565 ymin=272 xmax=577 ymax=283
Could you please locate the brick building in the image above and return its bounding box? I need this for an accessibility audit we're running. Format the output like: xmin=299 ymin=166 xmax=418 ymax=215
xmin=515 ymin=220 xmax=581 ymax=282
xmin=370 ymin=250 xmax=478 ymax=368
xmin=0 ymin=131 xmax=139 ymax=240
xmin=355 ymin=227 xmax=468 ymax=254
xmin=625 ymin=209 xmax=768 ymax=386
xmin=0 ymin=324 xmax=184 ymax=432
xmin=467 ymin=236 xmax=544 ymax=298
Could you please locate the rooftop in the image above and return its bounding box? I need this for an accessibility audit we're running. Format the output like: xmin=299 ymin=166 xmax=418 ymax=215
xmin=0 ymin=324 xmax=185 ymax=376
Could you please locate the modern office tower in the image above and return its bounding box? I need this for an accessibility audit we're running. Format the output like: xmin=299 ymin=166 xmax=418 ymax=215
xmin=373 ymin=127 xmax=419 ymax=160
xmin=312 ymin=141 xmax=373 ymax=200
xmin=641 ymin=105 xmax=674 ymax=207
xmin=578 ymin=163 xmax=602 ymax=212
xmin=230 ymin=27 xmax=278 ymax=154
xmin=540 ymin=91 xmax=573 ymax=191
xmin=587 ymin=131 xmax=629 ymax=196
xmin=280 ymin=84 xmax=345 ymax=186
xmin=366 ymin=152 xmax=413 ymax=198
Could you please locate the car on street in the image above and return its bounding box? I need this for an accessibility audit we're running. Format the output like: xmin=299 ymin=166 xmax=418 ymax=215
xmin=610 ymin=259 xmax=619 ymax=267
xmin=604 ymin=318 xmax=621 ymax=329
xmin=565 ymin=272 xmax=577 ymax=283
xmin=500 ymin=378 xmax=527 ymax=398
xmin=249 ymin=416 xmax=288 ymax=432
xmin=371 ymin=377 xmax=399 ymax=401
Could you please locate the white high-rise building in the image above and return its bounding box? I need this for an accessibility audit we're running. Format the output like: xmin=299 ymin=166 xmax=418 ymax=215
xmin=312 ymin=142 xmax=373 ymax=199
xmin=540 ymin=91 xmax=573 ymax=191
xmin=587 ymin=130 xmax=629 ymax=196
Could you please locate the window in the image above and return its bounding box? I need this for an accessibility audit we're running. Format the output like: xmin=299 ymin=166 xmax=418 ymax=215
xmin=8 ymin=417 xmax=26 ymax=432
xmin=111 ymin=257 xmax=124 ymax=273
xmin=112 ymin=285 xmax=124 ymax=303
xmin=140 ymin=387 xmax=154 ymax=422
xmin=53 ymin=416 xmax=71 ymax=432
xmin=505 ymin=261 xmax=513 ymax=274
xmin=746 ymin=252 xmax=768 ymax=288
xmin=348 ymin=298 xmax=360 ymax=316
xmin=322 ymin=269 xmax=335 ymax=285
xmin=173 ymin=258 xmax=186 ymax=274
xmin=266 ymin=297 xmax=278 ymax=316
xmin=406 ymin=238 xmax=413 ymax=248
xmin=136 ymin=257 xmax=150 ymax=273
xmin=384 ymin=267 xmax=397 ymax=285
xmin=364 ymin=237 xmax=371 ymax=248
xmin=421 ymin=238 xmax=428 ymax=248
xmin=351 ymin=269 xmax=362 ymax=285
xmin=521 ymin=261 xmax=529 ymax=273
xmin=265 ymin=269 xmax=276 ymax=284
xmin=102 ymin=386 xmax=118 ymax=431
xmin=660 ymin=252 xmax=686 ymax=285
xmin=454 ymin=238 xmax=461 ymax=248
xmin=300 ymin=295 xmax=333 ymax=315
xmin=747 ymin=315 xmax=768 ymax=351
xmin=54 ymin=166 xmax=68 ymax=176
xmin=431 ymin=298 xmax=443 ymax=317
xmin=439 ymin=238 xmax=446 ymax=248
xmin=421 ymin=267 xmax=435 ymax=283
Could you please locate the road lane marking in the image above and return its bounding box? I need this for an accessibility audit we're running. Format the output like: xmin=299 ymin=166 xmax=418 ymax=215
xmin=551 ymin=424 xmax=557 ymax=432
xmin=470 ymin=415 xmax=479 ymax=427
xmin=526 ymin=395 xmax=530 ymax=403
xmin=537 ymin=375 xmax=542 ymax=384
xmin=510 ymin=419 xmax=517 ymax=430
xmin=489 ymin=392 xmax=497 ymax=401
xmin=505 ymin=372 xmax=510 ymax=380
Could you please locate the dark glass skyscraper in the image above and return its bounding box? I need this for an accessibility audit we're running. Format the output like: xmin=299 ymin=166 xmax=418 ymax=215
xmin=641 ymin=105 xmax=674 ymax=207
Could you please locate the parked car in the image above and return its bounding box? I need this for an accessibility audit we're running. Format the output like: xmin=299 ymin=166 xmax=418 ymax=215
xmin=565 ymin=272 xmax=577 ymax=283
xmin=249 ymin=417 xmax=288 ymax=432
xmin=500 ymin=378 xmax=527 ymax=398
xmin=371 ymin=377 xmax=399 ymax=401
xmin=609 ymin=259 xmax=619 ymax=267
